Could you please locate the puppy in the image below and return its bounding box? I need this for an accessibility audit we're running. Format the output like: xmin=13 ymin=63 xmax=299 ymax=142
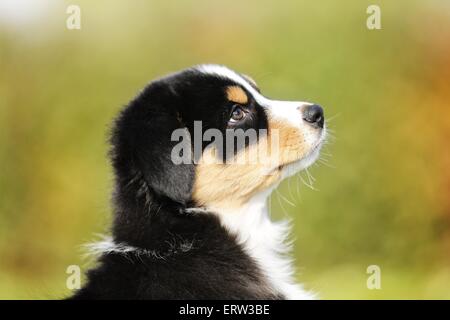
xmin=70 ymin=65 xmax=326 ymax=299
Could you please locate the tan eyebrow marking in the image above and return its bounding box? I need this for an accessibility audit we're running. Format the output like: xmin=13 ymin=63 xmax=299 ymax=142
xmin=226 ymin=85 xmax=248 ymax=104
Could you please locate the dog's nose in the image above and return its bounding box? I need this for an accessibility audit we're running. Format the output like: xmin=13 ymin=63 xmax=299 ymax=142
xmin=302 ymin=104 xmax=324 ymax=128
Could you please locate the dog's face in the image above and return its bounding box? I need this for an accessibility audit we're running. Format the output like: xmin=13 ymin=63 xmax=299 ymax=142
xmin=112 ymin=65 xmax=326 ymax=210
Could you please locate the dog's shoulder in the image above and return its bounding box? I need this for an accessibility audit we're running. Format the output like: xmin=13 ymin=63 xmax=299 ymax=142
xmin=72 ymin=211 xmax=282 ymax=300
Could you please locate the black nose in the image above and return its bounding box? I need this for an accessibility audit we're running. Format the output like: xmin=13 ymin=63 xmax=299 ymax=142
xmin=302 ymin=104 xmax=324 ymax=128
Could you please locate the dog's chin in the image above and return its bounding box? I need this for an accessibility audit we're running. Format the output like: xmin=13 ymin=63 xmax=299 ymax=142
xmin=279 ymin=130 xmax=326 ymax=179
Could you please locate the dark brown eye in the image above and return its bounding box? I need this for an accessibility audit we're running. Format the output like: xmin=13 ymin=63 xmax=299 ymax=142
xmin=230 ymin=106 xmax=245 ymax=123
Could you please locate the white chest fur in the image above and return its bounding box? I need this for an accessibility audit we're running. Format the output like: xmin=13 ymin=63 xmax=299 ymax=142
xmin=209 ymin=191 xmax=316 ymax=300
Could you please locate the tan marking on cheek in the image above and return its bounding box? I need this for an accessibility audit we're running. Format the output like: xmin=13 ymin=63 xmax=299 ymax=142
xmin=268 ymin=119 xmax=308 ymax=166
xmin=192 ymin=141 xmax=281 ymax=209
xmin=226 ymin=86 xmax=248 ymax=105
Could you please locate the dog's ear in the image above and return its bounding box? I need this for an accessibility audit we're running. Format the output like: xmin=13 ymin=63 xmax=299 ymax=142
xmin=111 ymin=79 xmax=194 ymax=205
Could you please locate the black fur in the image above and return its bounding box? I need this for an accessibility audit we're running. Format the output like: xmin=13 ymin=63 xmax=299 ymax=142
xmin=70 ymin=67 xmax=281 ymax=300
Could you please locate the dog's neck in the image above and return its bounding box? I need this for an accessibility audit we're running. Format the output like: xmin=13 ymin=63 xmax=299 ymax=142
xmin=201 ymin=189 xmax=315 ymax=300
xmin=111 ymin=174 xmax=315 ymax=299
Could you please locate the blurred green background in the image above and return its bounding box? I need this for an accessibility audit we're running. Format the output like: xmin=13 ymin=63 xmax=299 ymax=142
xmin=1 ymin=0 xmax=450 ymax=299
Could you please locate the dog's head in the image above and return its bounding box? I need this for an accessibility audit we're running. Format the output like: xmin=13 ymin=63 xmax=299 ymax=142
xmin=111 ymin=65 xmax=326 ymax=211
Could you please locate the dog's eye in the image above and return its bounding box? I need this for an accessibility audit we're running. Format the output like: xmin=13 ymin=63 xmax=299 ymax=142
xmin=229 ymin=105 xmax=246 ymax=123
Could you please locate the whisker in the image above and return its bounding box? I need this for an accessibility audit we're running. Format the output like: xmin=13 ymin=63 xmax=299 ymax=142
xmin=324 ymin=131 xmax=336 ymax=141
xmin=295 ymin=175 xmax=302 ymax=199
xmin=275 ymin=190 xmax=289 ymax=218
xmin=299 ymin=173 xmax=317 ymax=191
xmin=287 ymin=176 xmax=296 ymax=203
xmin=276 ymin=189 xmax=295 ymax=207
xmin=318 ymin=158 xmax=336 ymax=168
xmin=325 ymin=112 xmax=341 ymax=123
xmin=305 ymin=168 xmax=316 ymax=183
